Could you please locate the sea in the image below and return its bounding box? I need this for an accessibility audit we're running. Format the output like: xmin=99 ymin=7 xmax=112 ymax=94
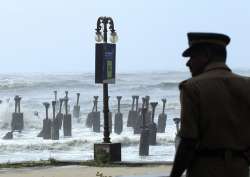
xmin=0 ymin=70 xmax=249 ymax=163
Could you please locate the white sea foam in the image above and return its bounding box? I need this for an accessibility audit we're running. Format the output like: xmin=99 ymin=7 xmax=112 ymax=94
xmin=0 ymin=72 xmax=188 ymax=163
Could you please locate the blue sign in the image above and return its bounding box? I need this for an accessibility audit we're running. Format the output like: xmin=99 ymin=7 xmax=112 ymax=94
xmin=95 ymin=43 xmax=116 ymax=84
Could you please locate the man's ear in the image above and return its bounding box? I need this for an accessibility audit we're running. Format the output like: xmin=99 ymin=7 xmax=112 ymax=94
xmin=203 ymin=47 xmax=212 ymax=63
xmin=196 ymin=48 xmax=209 ymax=66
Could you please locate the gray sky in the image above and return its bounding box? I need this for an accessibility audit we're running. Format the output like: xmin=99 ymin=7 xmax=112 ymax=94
xmin=0 ymin=0 xmax=249 ymax=73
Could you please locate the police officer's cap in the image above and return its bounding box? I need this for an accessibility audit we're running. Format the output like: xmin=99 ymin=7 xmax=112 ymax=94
xmin=182 ymin=32 xmax=230 ymax=57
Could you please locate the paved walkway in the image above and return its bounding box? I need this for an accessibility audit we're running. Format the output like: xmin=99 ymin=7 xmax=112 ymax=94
xmin=0 ymin=165 xmax=172 ymax=177
xmin=116 ymin=173 xmax=170 ymax=177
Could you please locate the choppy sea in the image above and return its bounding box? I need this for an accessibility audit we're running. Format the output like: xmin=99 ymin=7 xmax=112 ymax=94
xmin=0 ymin=71 xmax=249 ymax=163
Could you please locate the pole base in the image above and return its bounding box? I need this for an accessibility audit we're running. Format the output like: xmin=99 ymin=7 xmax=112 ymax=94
xmin=11 ymin=113 xmax=24 ymax=132
xmin=94 ymin=143 xmax=121 ymax=163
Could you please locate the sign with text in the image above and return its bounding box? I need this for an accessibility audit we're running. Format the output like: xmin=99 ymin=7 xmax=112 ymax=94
xmin=95 ymin=43 xmax=116 ymax=84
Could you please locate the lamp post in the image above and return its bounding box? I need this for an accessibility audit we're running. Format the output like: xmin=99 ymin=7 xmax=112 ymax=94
xmin=95 ymin=17 xmax=118 ymax=143
xmin=94 ymin=17 xmax=121 ymax=162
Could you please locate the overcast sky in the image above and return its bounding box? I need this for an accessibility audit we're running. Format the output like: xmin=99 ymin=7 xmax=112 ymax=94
xmin=0 ymin=0 xmax=249 ymax=73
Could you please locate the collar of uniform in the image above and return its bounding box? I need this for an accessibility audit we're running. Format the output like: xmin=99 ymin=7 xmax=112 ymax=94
xmin=204 ymin=62 xmax=231 ymax=73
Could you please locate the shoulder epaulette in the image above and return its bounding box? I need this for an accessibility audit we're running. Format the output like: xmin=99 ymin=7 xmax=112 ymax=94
xmin=179 ymin=80 xmax=188 ymax=90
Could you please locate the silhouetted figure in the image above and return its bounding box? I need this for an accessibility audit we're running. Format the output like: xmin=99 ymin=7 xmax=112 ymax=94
xmin=170 ymin=32 xmax=250 ymax=177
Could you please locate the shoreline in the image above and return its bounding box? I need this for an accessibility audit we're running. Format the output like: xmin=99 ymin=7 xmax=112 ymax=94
xmin=0 ymin=159 xmax=173 ymax=168
xmin=0 ymin=160 xmax=173 ymax=177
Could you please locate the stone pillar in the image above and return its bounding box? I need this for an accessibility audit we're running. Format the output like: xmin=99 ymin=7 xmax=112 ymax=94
xmin=127 ymin=96 xmax=137 ymax=127
xmin=92 ymin=96 xmax=101 ymax=132
xmin=54 ymin=90 xmax=58 ymax=102
xmin=56 ymin=98 xmax=64 ymax=129
xmin=63 ymin=94 xmax=72 ymax=137
xmin=135 ymin=96 xmax=139 ymax=112
xmin=173 ymin=118 xmax=181 ymax=150
xmin=133 ymin=96 xmax=141 ymax=134
xmin=51 ymin=101 xmax=59 ymax=140
xmin=148 ymin=102 xmax=158 ymax=145
xmin=114 ymin=96 xmax=123 ymax=134
xmin=145 ymin=96 xmax=152 ymax=126
xmin=87 ymin=96 xmax=100 ymax=131
xmin=14 ymin=96 xmax=18 ymax=113
xmin=157 ymin=99 xmax=167 ymax=133
xmin=86 ymin=96 xmax=97 ymax=128
xmin=73 ymin=93 xmax=81 ymax=122
xmin=63 ymin=91 xmax=71 ymax=112
xmin=54 ymin=90 xmax=59 ymax=112
xmin=2 ymin=131 xmax=13 ymax=140
xmin=139 ymin=108 xmax=150 ymax=156
xmin=108 ymin=96 xmax=112 ymax=133
xmin=93 ymin=112 xmax=101 ymax=132
xmin=42 ymin=102 xmax=52 ymax=139
xmin=11 ymin=96 xmax=24 ymax=132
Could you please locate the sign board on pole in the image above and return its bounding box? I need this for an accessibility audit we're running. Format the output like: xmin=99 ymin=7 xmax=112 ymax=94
xmin=95 ymin=43 xmax=116 ymax=84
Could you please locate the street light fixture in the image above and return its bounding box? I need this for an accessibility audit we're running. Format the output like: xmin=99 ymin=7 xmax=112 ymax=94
xmin=95 ymin=16 xmax=118 ymax=143
xmin=95 ymin=31 xmax=103 ymax=43
xmin=94 ymin=16 xmax=121 ymax=162
xmin=110 ymin=31 xmax=118 ymax=43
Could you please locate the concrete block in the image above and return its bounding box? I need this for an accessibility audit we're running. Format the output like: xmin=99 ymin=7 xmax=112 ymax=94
xmin=92 ymin=112 xmax=101 ymax=132
xmin=94 ymin=143 xmax=121 ymax=163
xmin=11 ymin=113 xmax=24 ymax=132
xmin=63 ymin=114 xmax=72 ymax=137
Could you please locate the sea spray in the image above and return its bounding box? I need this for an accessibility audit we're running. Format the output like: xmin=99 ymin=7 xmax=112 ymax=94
xmin=0 ymin=72 xmax=188 ymax=163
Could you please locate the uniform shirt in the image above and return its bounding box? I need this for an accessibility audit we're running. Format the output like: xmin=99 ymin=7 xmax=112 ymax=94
xmin=179 ymin=62 xmax=250 ymax=150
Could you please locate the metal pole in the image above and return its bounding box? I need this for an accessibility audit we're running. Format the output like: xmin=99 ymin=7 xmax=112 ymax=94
xmin=96 ymin=16 xmax=116 ymax=143
xmin=102 ymin=17 xmax=110 ymax=143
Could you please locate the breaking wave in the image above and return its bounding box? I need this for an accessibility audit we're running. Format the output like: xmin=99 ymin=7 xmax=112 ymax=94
xmin=0 ymin=135 xmax=174 ymax=153
xmin=131 ymin=82 xmax=179 ymax=91
xmin=0 ymin=80 xmax=96 ymax=91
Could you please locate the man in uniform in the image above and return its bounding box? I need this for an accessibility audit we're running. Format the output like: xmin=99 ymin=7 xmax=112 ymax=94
xmin=170 ymin=32 xmax=250 ymax=177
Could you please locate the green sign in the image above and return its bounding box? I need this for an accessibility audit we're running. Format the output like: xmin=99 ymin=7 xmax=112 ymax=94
xmin=107 ymin=60 xmax=112 ymax=79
